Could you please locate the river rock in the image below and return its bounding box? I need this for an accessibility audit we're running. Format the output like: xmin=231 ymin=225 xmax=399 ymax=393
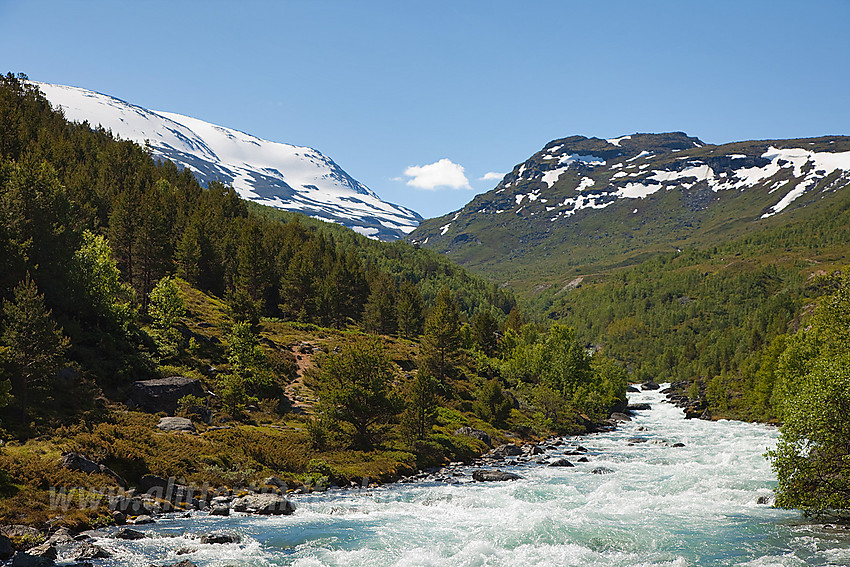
xmin=231 ymin=494 xmax=295 ymax=515
xmin=208 ymin=504 xmax=230 ymax=516
xmin=1 ymin=525 xmax=42 ymax=539
xmin=46 ymin=528 xmax=73 ymax=546
xmin=454 ymin=427 xmax=492 ymax=447
xmin=524 ymin=444 xmax=544 ymax=455
xmin=200 ymin=532 xmax=241 ymax=545
xmin=263 ymin=476 xmax=288 ymax=489
xmin=671 ymin=442 xmax=685 ymax=448
xmin=129 ymin=376 xmax=205 ymax=414
xmin=548 ymin=458 xmax=574 ymax=467
xmin=157 ymin=417 xmax=196 ymax=433
xmin=493 ymin=443 xmax=523 ymax=457
xmin=11 ymin=551 xmax=55 ymax=567
xmin=164 ymin=560 xmax=198 ymax=567
xmin=133 ymin=515 xmax=154 ymax=525
xmin=610 ymin=412 xmax=631 ymax=422
xmin=626 ymin=385 xmax=640 ymax=393
xmin=591 ymin=467 xmax=614 ymax=474
xmin=0 ymin=535 xmax=14 ymax=561
xmin=71 ymin=542 xmax=110 ymax=560
xmin=628 ymin=403 xmax=652 ymax=411
xmin=641 ymin=381 xmax=660 ymax=390
xmin=471 ymin=470 xmax=522 ymax=482
xmin=113 ymin=528 xmax=146 ymax=540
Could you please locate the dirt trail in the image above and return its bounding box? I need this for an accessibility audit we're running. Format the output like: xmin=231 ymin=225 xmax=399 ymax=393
xmin=284 ymin=343 xmax=318 ymax=413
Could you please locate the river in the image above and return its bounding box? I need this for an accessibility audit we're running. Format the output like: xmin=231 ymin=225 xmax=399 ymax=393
xmin=81 ymin=386 xmax=850 ymax=566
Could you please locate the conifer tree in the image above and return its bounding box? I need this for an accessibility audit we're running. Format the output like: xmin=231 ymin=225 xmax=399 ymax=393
xmin=420 ymin=287 xmax=461 ymax=384
xmin=395 ymin=279 xmax=424 ymax=338
xmin=403 ymin=369 xmax=438 ymax=440
xmin=364 ymin=273 xmax=397 ymax=335
xmin=0 ymin=274 xmax=69 ymax=414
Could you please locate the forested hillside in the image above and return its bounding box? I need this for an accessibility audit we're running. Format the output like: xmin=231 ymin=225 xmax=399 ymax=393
xmin=0 ymin=73 xmax=629 ymax=530
xmin=522 ymin=187 xmax=850 ymax=424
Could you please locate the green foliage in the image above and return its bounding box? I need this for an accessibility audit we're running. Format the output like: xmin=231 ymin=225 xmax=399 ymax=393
xmin=769 ymin=355 xmax=850 ymax=514
xmin=768 ymin=268 xmax=850 ymax=514
xmin=1 ymin=274 xmax=70 ymax=414
xmin=73 ymin=230 xmax=134 ymax=329
xmin=312 ymin=340 xmax=403 ymax=449
xmin=402 ymin=369 xmax=439 ymax=441
xmin=473 ymin=380 xmax=512 ymax=426
xmin=420 ymin=287 xmax=462 ymax=384
xmin=472 ymin=309 xmax=499 ymax=357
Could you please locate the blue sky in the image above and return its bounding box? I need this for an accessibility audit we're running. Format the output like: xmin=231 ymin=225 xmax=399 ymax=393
xmin=2 ymin=0 xmax=849 ymax=219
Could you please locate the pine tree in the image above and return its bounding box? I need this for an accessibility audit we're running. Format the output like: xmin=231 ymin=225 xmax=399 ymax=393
xmin=0 ymin=274 xmax=70 ymax=414
xmin=396 ymin=279 xmax=424 ymax=338
xmin=472 ymin=309 xmax=499 ymax=357
xmin=363 ymin=273 xmax=397 ymax=335
xmin=402 ymin=369 xmax=438 ymax=441
xmin=420 ymin=287 xmax=461 ymax=384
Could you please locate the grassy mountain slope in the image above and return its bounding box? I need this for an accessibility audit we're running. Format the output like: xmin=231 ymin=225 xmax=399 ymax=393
xmin=411 ymin=133 xmax=850 ymax=296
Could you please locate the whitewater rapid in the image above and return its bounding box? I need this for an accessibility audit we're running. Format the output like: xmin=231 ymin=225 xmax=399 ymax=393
xmin=80 ymin=387 xmax=850 ymax=566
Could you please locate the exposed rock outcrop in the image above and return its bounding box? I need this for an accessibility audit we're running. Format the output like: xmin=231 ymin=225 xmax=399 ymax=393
xmin=129 ymin=376 xmax=204 ymax=414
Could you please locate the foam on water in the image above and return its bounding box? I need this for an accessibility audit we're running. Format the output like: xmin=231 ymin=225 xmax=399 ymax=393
xmin=79 ymin=387 xmax=850 ymax=566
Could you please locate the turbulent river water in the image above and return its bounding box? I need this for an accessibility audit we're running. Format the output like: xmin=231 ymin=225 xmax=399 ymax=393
xmin=84 ymin=386 xmax=850 ymax=566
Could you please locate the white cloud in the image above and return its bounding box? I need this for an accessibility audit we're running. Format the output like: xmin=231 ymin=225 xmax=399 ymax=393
xmin=403 ymin=158 xmax=471 ymax=190
xmin=479 ymin=172 xmax=505 ymax=181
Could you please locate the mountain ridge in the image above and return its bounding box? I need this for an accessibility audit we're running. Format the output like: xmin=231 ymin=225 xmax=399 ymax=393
xmin=35 ymin=82 xmax=421 ymax=240
xmin=410 ymin=132 xmax=850 ymax=293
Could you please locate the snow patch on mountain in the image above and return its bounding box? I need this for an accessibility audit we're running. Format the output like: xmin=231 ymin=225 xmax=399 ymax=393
xmin=36 ymin=82 xmax=421 ymax=240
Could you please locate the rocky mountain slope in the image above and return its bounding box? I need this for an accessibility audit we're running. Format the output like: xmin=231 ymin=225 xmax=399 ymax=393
xmin=36 ymin=82 xmax=421 ymax=240
xmin=410 ymin=132 xmax=850 ymax=291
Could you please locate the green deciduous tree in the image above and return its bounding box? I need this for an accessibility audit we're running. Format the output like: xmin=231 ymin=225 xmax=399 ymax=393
xmin=769 ymin=268 xmax=850 ymax=515
xmin=73 ymin=230 xmax=134 ymax=329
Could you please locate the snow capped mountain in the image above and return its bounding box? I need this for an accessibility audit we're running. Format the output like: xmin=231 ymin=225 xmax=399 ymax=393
xmin=410 ymin=132 xmax=850 ymax=286
xmin=36 ymin=82 xmax=421 ymax=240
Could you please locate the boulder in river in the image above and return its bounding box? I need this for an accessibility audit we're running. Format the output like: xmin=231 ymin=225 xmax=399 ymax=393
xmin=71 ymin=542 xmax=111 ymax=560
xmin=591 ymin=467 xmax=614 ymax=474
xmin=113 ymin=528 xmax=146 ymax=540
xmin=471 ymin=469 xmax=522 ymax=482
xmin=199 ymin=532 xmax=241 ymax=545
xmin=548 ymin=459 xmax=574 ymax=467
xmin=231 ymin=493 xmax=295 ymax=515
xmin=628 ymin=403 xmax=652 ymax=411
xmin=208 ymin=504 xmax=230 ymax=516
xmin=610 ymin=412 xmax=631 ymax=422
xmin=641 ymin=381 xmax=660 ymax=391
xmin=0 ymin=535 xmax=14 ymax=561
xmin=492 ymin=443 xmax=523 ymax=457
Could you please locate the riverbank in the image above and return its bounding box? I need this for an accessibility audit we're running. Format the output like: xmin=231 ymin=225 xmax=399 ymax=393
xmin=0 ymin=385 xmax=653 ymax=565
xmin=7 ymin=385 xmax=825 ymax=567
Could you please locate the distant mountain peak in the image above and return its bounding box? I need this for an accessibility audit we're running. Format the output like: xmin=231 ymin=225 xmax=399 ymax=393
xmin=410 ymin=132 xmax=850 ymax=288
xmin=35 ymin=82 xmax=421 ymax=240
